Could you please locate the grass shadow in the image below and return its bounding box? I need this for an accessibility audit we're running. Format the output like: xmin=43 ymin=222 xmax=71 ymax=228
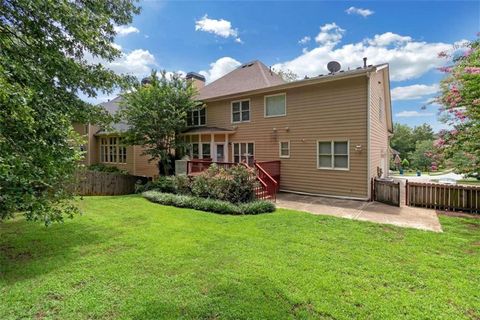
xmin=0 ymin=215 xmax=108 ymax=284
xmin=128 ymin=275 xmax=328 ymax=320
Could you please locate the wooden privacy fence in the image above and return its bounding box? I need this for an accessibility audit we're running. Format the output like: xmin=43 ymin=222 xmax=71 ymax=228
xmin=74 ymin=171 xmax=148 ymax=196
xmin=406 ymin=181 xmax=480 ymax=213
xmin=372 ymin=178 xmax=401 ymax=207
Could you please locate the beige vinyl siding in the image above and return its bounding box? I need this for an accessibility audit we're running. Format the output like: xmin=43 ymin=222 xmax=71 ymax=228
xmin=133 ymin=146 xmax=159 ymax=177
xmin=369 ymin=70 xmax=390 ymax=181
xmin=73 ymin=123 xmax=158 ymax=177
xmin=87 ymin=124 xmax=99 ymax=165
xmin=205 ymin=76 xmax=369 ymax=198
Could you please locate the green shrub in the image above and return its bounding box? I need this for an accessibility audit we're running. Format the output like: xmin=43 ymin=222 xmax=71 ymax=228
xmin=172 ymin=175 xmax=191 ymax=195
xmin=190 ymin=174 xmax=211 ymax=198
xmin=136 ymin=176 xmax=176 ymax=194
xmin=142 ymin=191 xmax=275 ymax=215
xmin=240 ymin=201 xmax=276 ymax=215
xmin=88 ymin=163 xmax=128 ymax=175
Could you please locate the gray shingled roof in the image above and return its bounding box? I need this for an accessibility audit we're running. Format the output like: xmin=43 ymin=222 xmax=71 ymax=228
xmin=95 ymin=96 xmax=130 ymax=135
xmin=197 ymin=60 xmax=286 ymax=101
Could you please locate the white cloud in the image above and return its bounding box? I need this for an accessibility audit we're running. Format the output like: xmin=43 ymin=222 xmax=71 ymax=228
xmin=367 ymin=32 xmax=412 ymax=46
xmin=395 ymin=111 xmax=435 ymax=118
xmin=107 ymin=49 xmax=157 ymax=78
xmin=298 ymin=36 xmax=311 ymax=45
xmin=272 ymin=24 xmax=455 ymax=81
xmin=199 ymin=57 xmax=241 ymax=83
xmin=315 ymin=23 xmax=345 ymax=46
xmin=111 ymin=43 xmax=122 ymax=51
xmin=391 ymin=84 xmax=439 ymax=101
xmin=195 ymin=15 xmax=242 ymax=43
xmin=345 ymin=7 xmax=374 ymax=17
xmin=114 ymin=25 xmax=140 ymax=37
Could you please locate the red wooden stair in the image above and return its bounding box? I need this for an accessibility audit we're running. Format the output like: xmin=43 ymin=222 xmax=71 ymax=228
xmin=186 ymin=159 xmax=280 ymax=201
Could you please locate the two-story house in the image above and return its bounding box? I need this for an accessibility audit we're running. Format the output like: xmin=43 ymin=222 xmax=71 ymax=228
xmin=75 ymin=59 xmax=392 ymax=200
xmin=182 ymin=60 xmax=392 ymax=200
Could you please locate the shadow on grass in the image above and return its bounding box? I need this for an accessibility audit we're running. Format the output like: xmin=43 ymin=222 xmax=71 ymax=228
xmin=0 ymin=216 xmax=108 ymax=284
xmin=128 ymin=276 xmax=332 ymax=320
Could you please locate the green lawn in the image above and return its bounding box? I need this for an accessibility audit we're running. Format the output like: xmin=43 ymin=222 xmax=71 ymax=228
xmin=1 ymin=196 xmax=479 ymax=320
xmin=457 ymin=179 xmax=480 ymax=186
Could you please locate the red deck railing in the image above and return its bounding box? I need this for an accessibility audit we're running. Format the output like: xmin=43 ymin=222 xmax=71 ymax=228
xmin=254 ymin=162 xmax=279 ymax=201
xmin=186 ymin=159 xmax=281 ymax=201
xmin=255 ymin=161 xmax=280 ymax=192
xmin=187 ymin=159 xmax=236 ymax=175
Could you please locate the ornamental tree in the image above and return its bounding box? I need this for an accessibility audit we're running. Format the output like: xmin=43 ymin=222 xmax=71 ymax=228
xmin=119 ymin=71 xmax=198 ymax=176
xmin=0 ymin=0 xmax=140 ymax=224
xmin=434 ymin=36 xmax=480 ymax=178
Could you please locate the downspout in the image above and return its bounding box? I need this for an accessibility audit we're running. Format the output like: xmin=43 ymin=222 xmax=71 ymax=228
xmin=366 ymin=72 xmax=372 ymax=201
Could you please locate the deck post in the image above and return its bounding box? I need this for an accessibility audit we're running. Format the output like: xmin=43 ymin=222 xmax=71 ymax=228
xmin=225 ymin=133 xmax=229 ymax=162
xmin=210 ymin=134 xmax=214 ymax=161
xmin=199 ymin=134 xmax=202 ymax=159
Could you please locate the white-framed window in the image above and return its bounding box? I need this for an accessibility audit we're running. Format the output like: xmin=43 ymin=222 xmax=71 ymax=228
xmin=231 ymin=100 xmax=250 ymax=123
xmin=187 ymin=107 xmax=206 ymax=127
xmin=201 ymin=143 xmax=211 ymax=159
xmin=100 ymin=137 xmax=127 ymax=164
xmin=191 ymin=143 xmax=199 ymax=159
xmin=189 ymin=142 xmax=211 ymax=159
xmin=232 ymin=142 xmax=254 ymax=165
xmin=279 ymin=141 xmax=290 ymax=158
xmin=265 ymin=93 xmax=286 ymax=117
xmin=317 ymin=140 xmax=349 ymax=170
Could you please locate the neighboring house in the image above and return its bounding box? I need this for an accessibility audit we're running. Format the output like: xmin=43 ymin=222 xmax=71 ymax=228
xmin=73 ymin=97 xmax=158 ymax=177
xmin=75 ymin=58 xmax=393 ymax=200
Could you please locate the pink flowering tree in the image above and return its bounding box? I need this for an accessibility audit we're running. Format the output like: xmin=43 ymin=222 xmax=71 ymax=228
xmin=435 ymin=36 xmax=480 ymax=178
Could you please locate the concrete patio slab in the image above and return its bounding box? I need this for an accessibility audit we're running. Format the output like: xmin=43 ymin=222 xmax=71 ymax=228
xmin=276 ymin=192 xmax=442 ymax=232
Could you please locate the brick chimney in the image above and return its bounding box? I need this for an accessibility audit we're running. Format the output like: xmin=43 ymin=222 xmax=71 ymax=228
xmin=186 ymin=72 xmax=206 ymax=90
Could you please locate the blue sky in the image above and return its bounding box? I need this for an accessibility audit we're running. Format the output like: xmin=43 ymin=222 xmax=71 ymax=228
xmin=101 ymin=0 xmax=480 ymax=132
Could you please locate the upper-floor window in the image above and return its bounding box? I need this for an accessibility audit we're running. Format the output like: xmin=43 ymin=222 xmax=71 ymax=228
xmin=187 ymin=107 xmax=206 ymax=127
xmin=232 ymin=100 xmax=250 ymax=123
xmin=265 ymin=93 xmax=286 ymax=117
xmin=317 ymin=140 xmax=349 ymax=170
xmin=100 ymin=137 xmax=127 ymax=164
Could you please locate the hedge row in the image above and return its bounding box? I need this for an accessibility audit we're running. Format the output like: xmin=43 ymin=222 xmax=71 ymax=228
xmin=142 ymin=191 xmax=275 ymax=215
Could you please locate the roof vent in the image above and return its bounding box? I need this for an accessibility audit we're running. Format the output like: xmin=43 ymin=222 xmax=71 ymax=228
xmin=241 ymin=63 xmax=254 ymax=68
xmin=327 ymin=61 xmax=341 ymax=74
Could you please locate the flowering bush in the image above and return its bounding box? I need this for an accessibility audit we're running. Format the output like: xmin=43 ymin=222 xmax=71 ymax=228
xmin=140 ymin=164 xmax=259 ymax=203
xmin=190 ymin=164 xmax=257 ymax=203
xmin=435 ymin=36 xmax=480 ymax=177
